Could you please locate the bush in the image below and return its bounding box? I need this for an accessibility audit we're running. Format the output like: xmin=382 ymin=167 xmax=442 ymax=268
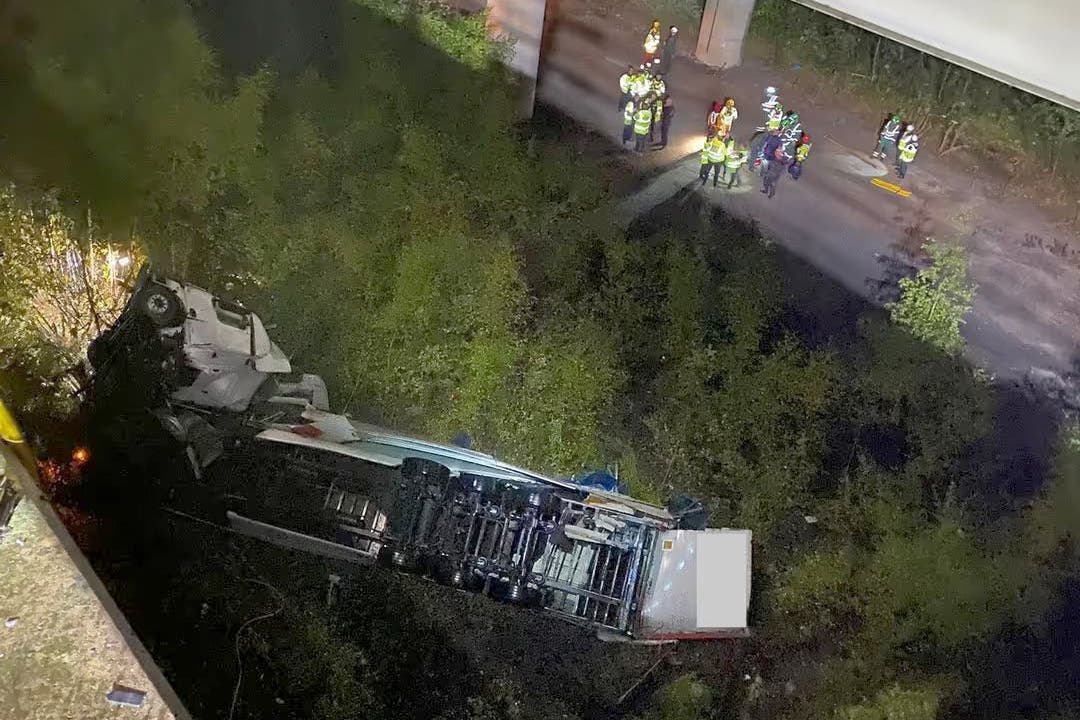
xmin=887 ymin=240 xmax=976 ymax=355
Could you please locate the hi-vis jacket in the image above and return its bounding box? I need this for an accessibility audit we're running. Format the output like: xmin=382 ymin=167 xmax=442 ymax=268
xmin=899 ymin=137 xmax=919 ymax=162
xmin=880 ymin=119 xmax=902 ymax=141
xmin=644 ymin=29 xmax=661 ymax=54
xmin=701 ymin=136 xmax=726 ymax=164
xmin=634 ymin=107 xmax=653 ymax=135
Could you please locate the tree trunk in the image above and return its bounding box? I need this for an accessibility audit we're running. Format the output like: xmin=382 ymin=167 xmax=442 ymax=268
xmin=937 ymin=64 xmax=952 ymax=104
xmin=870 ymin=37 xmax=881 ymax=83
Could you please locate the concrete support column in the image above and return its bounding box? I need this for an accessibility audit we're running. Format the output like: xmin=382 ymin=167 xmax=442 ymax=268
xmin=694 ymin=0 xmax=757 ymax=69
xmin=486 ymin=0 xmax=548 ymax=119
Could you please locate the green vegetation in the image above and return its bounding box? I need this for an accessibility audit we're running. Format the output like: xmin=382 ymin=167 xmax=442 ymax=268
xmin=888 ymin=240 xmax=976 ymax=354
xmin=0 ymin=188 xmax=140 ymax=422
xmin=749 ymin=0 xmax=1080 ymax=190
xmin=638 ymin=0 xmax=702 ymax=37
xmin=638 ymin=673 xmax=713 ymax=720
xmin=1 ymin=1 xmax=1078 ymax=719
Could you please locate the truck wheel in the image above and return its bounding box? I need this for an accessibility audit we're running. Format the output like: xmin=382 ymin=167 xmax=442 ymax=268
xmin=136 ymin=284 xmax=183 ymax=327
xmin=431 ymin=555 xmax=465 ymax=588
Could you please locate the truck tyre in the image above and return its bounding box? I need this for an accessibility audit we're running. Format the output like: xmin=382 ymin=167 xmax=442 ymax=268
xmin=136 ymin=284 xmax=183 ymax=327
xmin=431 ymin=554 xmax=465 ymax=588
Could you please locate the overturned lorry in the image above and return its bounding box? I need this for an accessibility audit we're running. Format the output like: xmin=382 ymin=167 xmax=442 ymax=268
xmin=87 ymin=267 xmax=752 ymax=642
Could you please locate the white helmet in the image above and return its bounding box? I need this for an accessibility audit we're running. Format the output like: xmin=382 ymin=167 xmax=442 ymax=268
xmin=906 ymin=124 xmax=914 ymax=131
xmin=910 ymin=133 xmax=919 ymax=141
xmin=765 ymin=86 xmax=777 ymax=96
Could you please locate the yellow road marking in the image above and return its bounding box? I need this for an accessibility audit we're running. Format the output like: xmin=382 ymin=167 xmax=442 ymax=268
xmin=871 ymin=177 xmax=912 ymax=197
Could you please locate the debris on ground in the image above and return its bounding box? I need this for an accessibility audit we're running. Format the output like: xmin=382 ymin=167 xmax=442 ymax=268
xmin=105 ymin=684 xmax=147 ymax=708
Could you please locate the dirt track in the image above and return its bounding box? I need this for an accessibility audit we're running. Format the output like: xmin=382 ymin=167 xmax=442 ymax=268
xmin=534 ymin=0 xmax=1080 ymax=396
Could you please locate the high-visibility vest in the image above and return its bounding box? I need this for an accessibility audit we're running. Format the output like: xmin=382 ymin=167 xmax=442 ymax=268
xmin=624 ymin=102 xmax=635 ymax=126
xmin=899 ymin=139 xmax=918 ymax=162
xmin=796 ymin=142 xmax=811 ymax=162
xmin=700 ymin=138 xmax=723 ymax=164
xmin=704 ymin=137 xmax=726 ymax=164
xmin=881 ymin=120 xmax=901 ymax=140
xmin=653 ymin=79 xmax=666 ymax=96
xmin=633 ymin=75 xmax=650 ymax=97
xmin=634 ymin=108 xmax=652 ymax=135
xmin=720 ymin=107 xmax=737 ymax=128
xmin=724 ymin=151 xmax=746 ymax=171
xmin=619 ymin=73 xmax=632 ymax=94
xmin=644 ymin=30 xmax=660 ymax=53
xmin=653 ymin=98 xmax=663 ymax=121
xmin=766 ymin=108 xmax=783 ymax=130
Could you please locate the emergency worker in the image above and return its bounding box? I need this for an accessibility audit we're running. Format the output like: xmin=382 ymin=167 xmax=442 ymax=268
xmin=897 ymin=132 xmax=919 ymax=178
xmin=618 ymin=65 xmax=634 ymax=112
xmin=896 ymin=125 xmax=915 ymax=165
xmin=633 ymin=66 xmax=652 ymax=99
xmin=707 ymin=101 xmax=722 ymax=138
xmin=659 ymin=94 xmax=674 ymax=148
xmin=873 ymin=114 xmax=902 ymax=159
xmin=699 ymin=134 xmax=726 ymax=186
xmin=724 ymin=142 xmax=747 ymax=188
xmin=660 ymin=26 xmax=679 ymax=75
xmin=622 ymin=99 xmax=635 ymax=145
xmin=650 ymin=93 xmax=664 ymax=143
xmin=718 ymin=98 xmax=738 ymax=139
xmin=761 ymin=147 xmax=787 ymax=199
xmin=633 ymin=97 xmax=654 ymax=153
xmin=761 ymin=86 xmax=780 ymax=124
xmin=652 ymin=72 xmax=666 ymax=98
xmin=755 ymin=129 xmax=783 ymax=172
xmin=790 ymin=133 xmax=811 ymax=180
xmin=765 ymin=102 xmax=784 ymax=132
xmin=643 ymin=21 xmax=661 ymax=63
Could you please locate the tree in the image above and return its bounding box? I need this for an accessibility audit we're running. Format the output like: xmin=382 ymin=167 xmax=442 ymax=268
xmin=22 ymin=0 xmax=270 ymax=278
xmin=0 ymin=186 xmax=139 ymax=407
xmin=888 ymin=240 xmax=976 ymax=354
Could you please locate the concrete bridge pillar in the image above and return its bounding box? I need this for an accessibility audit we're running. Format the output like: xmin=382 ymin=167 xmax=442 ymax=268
xmin=694 ymin=0 xmax=757 ymax=69
xmin=486 ymin=0 xmax=548 ymax=119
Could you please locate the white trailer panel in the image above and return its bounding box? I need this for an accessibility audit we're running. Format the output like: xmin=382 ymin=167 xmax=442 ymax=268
xmin=637 ymin=529 xmax=752 ymax=639
xmin=794 ymin=0 xmax=1080 ymax=111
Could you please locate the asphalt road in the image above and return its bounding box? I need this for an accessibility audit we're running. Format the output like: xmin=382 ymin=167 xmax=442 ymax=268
xmin=535 ymin=2 xmax=1080 ymax=396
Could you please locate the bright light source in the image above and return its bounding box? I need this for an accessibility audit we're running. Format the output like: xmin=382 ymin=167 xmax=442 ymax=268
xmin=72 ymin=446 xmax=90 ymax=464
xmin=116 ymin=255 xmax=131 ymax=268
